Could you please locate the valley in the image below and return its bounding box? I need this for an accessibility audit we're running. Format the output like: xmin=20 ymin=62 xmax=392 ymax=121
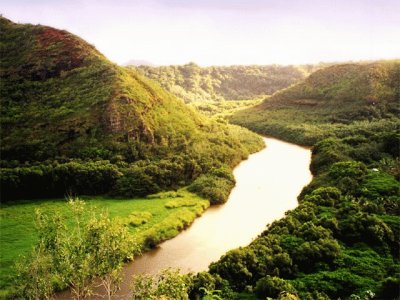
xmin=0 ymin=13 xmax=399 ymax=300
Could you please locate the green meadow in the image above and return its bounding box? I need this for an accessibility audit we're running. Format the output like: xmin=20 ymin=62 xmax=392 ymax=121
xmin=0 ymin=189 xmax=209 ymax=295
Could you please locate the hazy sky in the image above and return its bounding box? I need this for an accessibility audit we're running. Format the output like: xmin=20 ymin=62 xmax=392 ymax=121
xmin=2 ymin=0 xmax=400 ymax=66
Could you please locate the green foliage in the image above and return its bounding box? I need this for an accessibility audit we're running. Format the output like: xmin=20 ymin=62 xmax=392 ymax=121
xmin=188 ymin=272 xmax=236 ymax=300
xmin=231 ymin=61 xmax=400 ymax=147
xmin=188 ymin=174 xmax=235 ymax=205
xmin=1 ymin=160 xmax=122 ymax=200
xmin=254 ymin=276 xmax=296 ymax=299
xmin=302 ymin=187 xmax=341 ymax=207
xmin=131 ymin=269 xmax=190 ymax=300
xmin=190 ymin=98 xmax=263 ymax=118
xmin=328 ymin=161 xmax=367 ymax=180
xmin=291 ymin=269 xmax=378 ymax=299
xmin=112 ymin=166 xmax=160 ymax=197
xmin=0 ymin=17 xmax=264 ymax=201
xmin=0 ymin=190 xmax=209 ymax=296
xmin=206 ymin=61 xmax=400 ymax=299
xmin=360 ymin=170 xmax=400 ymax=198
xmin=134 ymin=63 xmax=310 ymax=103
xmin=165 ymin=198 xmax=198 ymax=209
xmin=13 ymin=198 xmax=135 ymax=299
xmin=14 ymin=245 xmax=56 ymax=300
xmin=118 ymin=211 xmax=153 ymax=227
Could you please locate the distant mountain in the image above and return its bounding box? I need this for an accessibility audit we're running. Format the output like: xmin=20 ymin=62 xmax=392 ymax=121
xmin=131 ymin=63 xmax=324 ymax=103
xmin=0 ymin=17 xmax=263 ymax=200
xmin=123 ymin=59 xmax=155 ymax=66
xmin=231 ymin=61 xmax=400 ymax=145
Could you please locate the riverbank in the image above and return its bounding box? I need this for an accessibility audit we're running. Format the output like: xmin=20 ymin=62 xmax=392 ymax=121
xmin=68 ymin=137 xmax=311 ymax=299
xmin=2 ymin=136 xmax=313 ymax=299
xmin=129 ymin=137 xmax=312 ymax=274
xmin=0 ymin=190 xmax=209 ymax=297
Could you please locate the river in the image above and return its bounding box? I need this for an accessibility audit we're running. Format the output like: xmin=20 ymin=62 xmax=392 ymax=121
xmin=118 ymin=136 xmax=312 ymax=298
xmin=59 ymin=136 xmax=312 ymax=299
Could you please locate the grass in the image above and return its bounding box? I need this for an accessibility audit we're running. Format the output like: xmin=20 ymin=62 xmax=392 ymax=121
xmin=0 ymin=189 xmax=209 ymax=295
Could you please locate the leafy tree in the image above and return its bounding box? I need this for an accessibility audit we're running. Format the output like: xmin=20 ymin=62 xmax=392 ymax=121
xmin=254 ymin=276 xmax=296 ymax=299
xmin=131 ymin=269 xmax=190 ymax=300
xmin=13 ymin=198 xmax=136 ymax=299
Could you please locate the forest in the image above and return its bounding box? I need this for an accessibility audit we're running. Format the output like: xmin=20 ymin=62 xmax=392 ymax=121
xmin=0 ymin=15 xmax=399 ymax=300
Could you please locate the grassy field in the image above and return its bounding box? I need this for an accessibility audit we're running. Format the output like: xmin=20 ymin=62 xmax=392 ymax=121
xmin=0 ymin=189 xmax=209 ymax=295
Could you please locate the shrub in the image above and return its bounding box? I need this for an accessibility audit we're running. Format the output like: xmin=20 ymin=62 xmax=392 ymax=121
xmin=329 ymin=161 xmax=367 ymax=180
xmin=0 ymin=160 xmax=122 ymax=200
xmin=119 ymin=211 xmax=152 ymax=227
xmin=303 ymin=187 xmax=342 ymax=207
xmin=360 ymin=171 xmax=400 ymax=199
xmin=254 ymin=276 xmax=296 ymax=299
xmin=112 ymin=166 xmax=160 ymax=197
xmin=188 ymin=174 xmax=234 ymax=204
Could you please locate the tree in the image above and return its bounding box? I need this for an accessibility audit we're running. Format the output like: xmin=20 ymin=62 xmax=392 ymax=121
xmin=254 ymin=276 xmax=296 ymax=299
xmin=14 ymin=198 xmax=136 ymax=299
xmin=85 ymin=214 xmax=135 ymax=300
xmin=131 ymin=269 xmax=190 ymax=300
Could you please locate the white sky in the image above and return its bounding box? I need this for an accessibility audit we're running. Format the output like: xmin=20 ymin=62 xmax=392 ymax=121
xmin=2 ymin=0 xmax=400 ymax=66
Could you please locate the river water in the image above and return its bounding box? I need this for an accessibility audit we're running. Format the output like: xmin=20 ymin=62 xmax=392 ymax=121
xmin=59 ymin=136 xmax=312 ymax=299
xmin=117 ymin=137 xmax=311 ymax=298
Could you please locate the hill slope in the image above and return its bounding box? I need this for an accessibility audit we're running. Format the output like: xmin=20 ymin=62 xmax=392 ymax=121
xmin=231 ymin=61 xmax=400 ymax=145
xmin=0 ymin=17 xmax=263 ymax=200
xmin=192 ymin=62 xmax=400 ymax=299
xmin=133 ymin=63 xmax=320 ymax=103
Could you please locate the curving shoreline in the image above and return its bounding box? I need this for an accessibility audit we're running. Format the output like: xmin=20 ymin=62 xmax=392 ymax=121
xmin=118 ymin=137 xmax=311 ymax=299
xmin=57 ymin=136 xmax=312 ymax=299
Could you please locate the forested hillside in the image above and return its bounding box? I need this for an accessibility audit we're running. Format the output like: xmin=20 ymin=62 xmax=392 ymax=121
xmin=133 ymin=63 xmax=322 ymax=103
xmin=231 ymin=61 xmax=400 ymax=145
xmin=0 ymin=17 xmax=263 ymax=201
xmin=186 ymin=61 xmax=400 ymax=299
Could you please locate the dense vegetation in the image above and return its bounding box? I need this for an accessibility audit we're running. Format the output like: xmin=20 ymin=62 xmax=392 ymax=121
xmin=0 ymin=17 xmax=264 ymax=202
xmin=2 ymin=15 xmax=399 ymax=300
xmin=231 ymin=61 xmax=400 ymax=145
xmin=185 ymin=61 xmax=400 ymax=299
xmin=133 ymin=63 xmax=325 ymax=103
xmin=96 ymin=61 xmax=399 ymax=299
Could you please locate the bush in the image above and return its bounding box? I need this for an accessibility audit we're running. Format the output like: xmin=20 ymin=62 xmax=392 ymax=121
xmin=0 ymin=160 xmax=122 ymax=200
xmin=209 ymin=248 xmax=258 ymax=291
xmin=13 ymin=199 xmax=135 ymax=299
xmin=360 ymin=171 xmax=400 ymax=199
xmin=254 ymin=276 xmax=296 ymax=299
xmin=120 ymin=211 xmax=152 ymax=227
xmin=302 ymin=187 xmax=342 ymax=207
xmin=188 ymin=173 xmax=235 ymax=204
xmin=112 ymin=166 xmax=160 ymax=197
xmin=328 ymin=161 xmax=367 ymax=180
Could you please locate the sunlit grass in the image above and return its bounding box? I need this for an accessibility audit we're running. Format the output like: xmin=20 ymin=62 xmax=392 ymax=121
xmin=0 ymin=189 xmax=209 ymax=294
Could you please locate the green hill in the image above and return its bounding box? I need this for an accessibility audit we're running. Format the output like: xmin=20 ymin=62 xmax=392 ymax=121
xmin=231 ymin=61 xmax=400 ymax=145
xmin=0 ymin=17 xmax=263 ymax=200
xmin=133 ymin=63 xmax=319 ymax=103
xmin=193 ymin=62 xmax=400 ymax=299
